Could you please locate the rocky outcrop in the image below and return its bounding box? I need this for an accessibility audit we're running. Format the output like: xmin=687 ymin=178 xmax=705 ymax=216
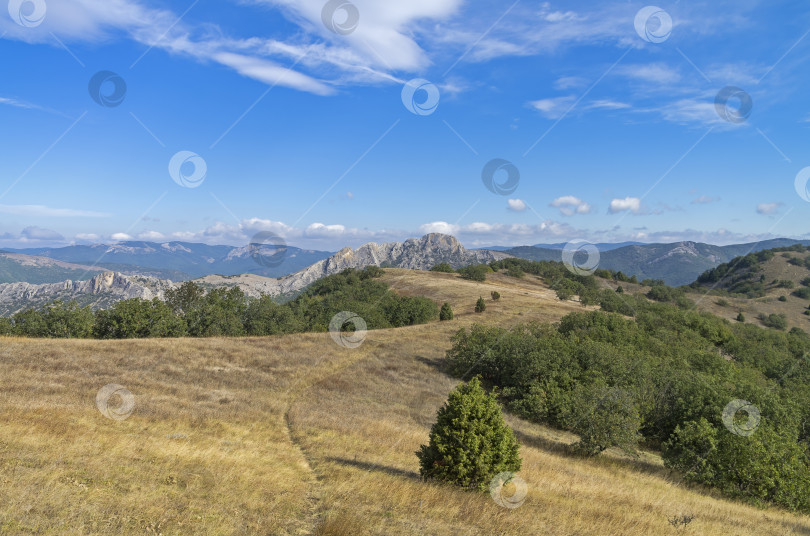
xmin=0 ymin=234 xmax=510 ymax=311
xmin=198 ymin=234 xmax=510 ymax=297
xmin=0 ymin=272 xmax=174 ymax=315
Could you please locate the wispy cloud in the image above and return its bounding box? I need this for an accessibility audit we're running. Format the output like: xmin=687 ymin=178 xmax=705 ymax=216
xmin=756 ymin=202 xmax=783 ymax=215
xmin=0 ymin=204 xmax=111 ymax=218
xmin=691 ymin=195 xmax=720 ymax=204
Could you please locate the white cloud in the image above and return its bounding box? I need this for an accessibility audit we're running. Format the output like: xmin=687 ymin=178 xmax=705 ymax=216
xmin=691 ymin=195 xmax=720 ymax=204
xmin=419 ymin=221 xmax=460 ymax=235
xmin=305 ymin=223 xmax=346 ymax=238
xmin=111 ymin=232 xmax=134 ymax=241
xmin=20 ymin=226 xmax=64 ymax=241
xmin=0 ymin=204 xmax=110 ymax=218
xmin=75 ymin=233 xmax=100 ymax=241
xmin=757 ymin=202 xmax=782 ymax=215
xmin=588 ymin=99 xmax=631 ymax=111
xmin=550 ymin=196 xmax=592 ymax=216
xmin=529 ymin=96 xmax=576 ymax=119
xmin=616 ymin=63 xmax=682 ymax=85
xmin=507 ymin=199 xmax=526 ymax=212
xmin=212 ymin=52 xmax=334 ymax=96
xmin=609 ymin=197 xmax=642 ymax=214
xmin=137 ymin=230 xmax=166 ymax=241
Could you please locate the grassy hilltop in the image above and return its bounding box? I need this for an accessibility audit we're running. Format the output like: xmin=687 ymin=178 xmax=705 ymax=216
xmin=1 ymin=269 xmax=809 ymax=535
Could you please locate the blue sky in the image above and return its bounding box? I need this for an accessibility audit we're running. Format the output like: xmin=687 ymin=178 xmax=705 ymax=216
xmin=1 ymin=0 xmax=809 ymax=251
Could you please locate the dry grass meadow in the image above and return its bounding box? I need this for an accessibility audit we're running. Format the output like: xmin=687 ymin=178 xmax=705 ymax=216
xmin=2 ymin=269 xmax=810 ymax=535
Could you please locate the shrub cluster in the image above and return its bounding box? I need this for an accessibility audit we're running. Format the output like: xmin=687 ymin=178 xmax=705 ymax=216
xmin=0 ymin=267 xmax=439 ymax=339
xmin=445 ymin=299 xmax=810 ymax=512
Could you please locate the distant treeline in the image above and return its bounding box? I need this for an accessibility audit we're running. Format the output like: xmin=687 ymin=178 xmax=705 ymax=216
xmin=0 ymin=267 xmax=439 ymax=339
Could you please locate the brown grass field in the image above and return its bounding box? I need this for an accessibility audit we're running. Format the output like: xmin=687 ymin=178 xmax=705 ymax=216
xmin=2 ymin=269 xmax=810 ymax=534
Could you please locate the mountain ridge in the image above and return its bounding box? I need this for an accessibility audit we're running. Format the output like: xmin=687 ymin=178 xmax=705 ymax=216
xmin=0 ymin=234 xmax=509 ymax=314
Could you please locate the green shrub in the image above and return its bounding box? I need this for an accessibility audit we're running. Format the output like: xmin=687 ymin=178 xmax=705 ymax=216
xmin=439 ymin=302 xmax=454 ymax=321
xmin=491 ymin=291 xmax=501 ymax=301
xmin=431 ymin=262 xmax=455 ymax=273
xmin=758 ymin=313 xmax=787 ymax=330
xmin=778 ymin=295 xmax=788 ymax=302
xmin=793 ymin=288 xmax=810 ymax=299
xmin=506 ymin=266 xmax=525 ymax=278
xmin=416 ymin=378 xmax=521 ymax=490
xmin=475 ymin=297 xmax=487 ymax=313
xmin=458 ymin=264 xmax=490 ymax=282
xmin=737 ymin=312 xmax=746 ymax=322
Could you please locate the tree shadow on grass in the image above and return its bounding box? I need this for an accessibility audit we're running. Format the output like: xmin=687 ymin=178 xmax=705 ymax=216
xmin=511 ymin=428 xmax=670 ymax=480
xmin=326 ymin=456 xmax=420 ymax=480
xmin=415 ymin=355 xmax=447 ymax=373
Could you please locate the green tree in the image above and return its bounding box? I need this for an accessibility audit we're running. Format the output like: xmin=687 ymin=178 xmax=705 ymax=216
xmin=11 ymin=308 xmax=47 ymax=337
xmin=475 ymin=297 xmax=486 ymax=313
xmin=244 ymin=295 xmax=303 ymax=336
xmin=491 ymin=291 xmax=500 ymax=301
xmin=439 ymin=302 xmax=454 ymax=321
xmin=737 ymin=312 xmax=746 ymax=322
xmin=41 ymin=300 xmax=94 ymax=338
xmin=565 ymin=383 xmax=642 ymax=456
xmin=165 ymin=281 xmax=205 ymax=315
xmin=93 ymin=298 xmax=185 ymax=339
xmin=186 ymin=287 xmax=247 ymax=337
xmin=416 ymin=378 xmax=521 ymax=490
xmin=458 ymin=264 xmax=489 ymax=282
xmin=430 ymin=262 xmax=455 ymax=273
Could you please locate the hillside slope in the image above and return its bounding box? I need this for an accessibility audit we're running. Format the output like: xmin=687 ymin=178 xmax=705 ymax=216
xmin=688 ymin=245 xmax=810 ymax=332
xmin=0 ymin=252 xmax=107 ymax=284
xmin=0 ymin=270 xmax=807 ymax=535
xmin=508 ymin=238 xmax=810 ymax=286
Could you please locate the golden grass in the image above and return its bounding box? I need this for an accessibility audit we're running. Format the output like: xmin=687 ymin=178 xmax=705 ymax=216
xmin=690 ymin=254 xmax=810 ymax=331
xmin=1 ymin=269 xmax=808 ymax=534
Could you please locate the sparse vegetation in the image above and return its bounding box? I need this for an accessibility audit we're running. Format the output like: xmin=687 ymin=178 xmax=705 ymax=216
xmin=1 ymin=267 xmax=807 ymax=535
xmin=758 ymin=313 xmax=787 ymax=330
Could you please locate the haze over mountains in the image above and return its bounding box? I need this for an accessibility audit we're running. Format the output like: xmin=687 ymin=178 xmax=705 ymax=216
xmin=504 ymin=239 xmax=810 ymax=286
xmin=3 ymin=241 xmax=333 ymax=281
xmin=2 ymin=235 xmax=810 ymax=315
xmin=0 ymin=234 xmax=507 ymax=315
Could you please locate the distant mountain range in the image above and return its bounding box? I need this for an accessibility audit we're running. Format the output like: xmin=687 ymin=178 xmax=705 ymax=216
xmin=3 ymin=241 xmax=333 ymax=281
xmin=506 ymin=238 xmax=810 ymax=286
xmin=0 ymin=234 xmax=508 ymax=315
xmin=3 ymin=236 xmax=810 ymax=313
